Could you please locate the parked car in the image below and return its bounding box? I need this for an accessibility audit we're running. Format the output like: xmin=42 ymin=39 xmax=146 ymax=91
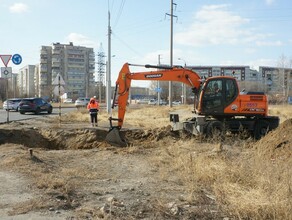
xmin=148 ymin=99 xmax=167 ymax=105
xmin=19 ymin=98 xmax=53 ymax=114
xmin=2 ymin=98 xmax=22 ymax=111
xmin=148 ymin=99 xmax=157 ymax=105
xmin=172 ymin=100 xmax=182 ymax=105
xmin=75 ymin=97 xmax=90 ymax=108
xmin=158 ymin=100 xmax=167 ymax=105
xmin=63 ymin=98 xmax=73 ymax=103
xmin=137 ymin=99 xmax=149 ymax=104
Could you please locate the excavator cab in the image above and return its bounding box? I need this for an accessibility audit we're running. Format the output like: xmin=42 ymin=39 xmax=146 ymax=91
xmin=199 ymin=77 xmax=239 ymax=116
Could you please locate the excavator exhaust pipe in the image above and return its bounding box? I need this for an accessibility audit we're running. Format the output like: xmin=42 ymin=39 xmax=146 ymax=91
xmin=105 ymin=128 xmax=127 ymax=147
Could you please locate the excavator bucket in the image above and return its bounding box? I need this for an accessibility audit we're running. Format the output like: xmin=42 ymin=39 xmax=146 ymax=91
xmin=105 ymin=128 xmax=127 ymax=147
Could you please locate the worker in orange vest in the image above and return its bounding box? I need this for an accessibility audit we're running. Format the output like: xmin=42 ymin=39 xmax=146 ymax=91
xmin=87 ymin=97 xmax=100 ymax=127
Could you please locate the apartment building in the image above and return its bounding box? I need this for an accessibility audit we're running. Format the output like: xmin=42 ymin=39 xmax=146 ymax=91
xmin=187 ymin=65 xmax=292 ymax=95
xmin=38 ymin=42 xmax=95 ymax=98
xmin=18 ymin=65 xmax=36 ymax=97
xmin=188 ymin=65 xmax=258 ymax=81
xmin=259 ymin=66 xmax=292 ymax=96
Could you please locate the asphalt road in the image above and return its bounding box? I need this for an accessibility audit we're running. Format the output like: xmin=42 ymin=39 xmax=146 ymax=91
xmin=0 ymin=107 xmax=76 ymax=124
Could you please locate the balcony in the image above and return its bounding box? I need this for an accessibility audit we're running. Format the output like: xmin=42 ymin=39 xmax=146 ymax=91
xmin=52 ymin=58 xmax=61 ymax=63
xmin=52 ymin=49 xmax=61 ymax=55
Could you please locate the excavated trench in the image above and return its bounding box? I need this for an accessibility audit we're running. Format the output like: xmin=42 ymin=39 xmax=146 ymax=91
xmin=0 ymin=128 xmax=110 ymax=150
xmin=0 ymin=125 xmax=179 ymax=149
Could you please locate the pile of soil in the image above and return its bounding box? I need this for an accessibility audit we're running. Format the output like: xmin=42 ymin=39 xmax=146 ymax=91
xmin=252 ymin=118 xmax=292 ymax=160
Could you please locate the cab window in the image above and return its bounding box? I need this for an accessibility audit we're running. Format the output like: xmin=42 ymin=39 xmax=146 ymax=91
xmin=226 ymin=79 xmax=237 ymax=103
xmin=203 ymin=79 xmax=223 ymax=109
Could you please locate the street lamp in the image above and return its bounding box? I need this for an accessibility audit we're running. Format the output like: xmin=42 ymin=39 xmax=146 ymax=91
xmin=178 ymin=58 xmax=187 ymax=104
xmin=178 ymin=58 xmax=186 ymax=67
xmin=157 ymin=54 xmax=162 ymax=105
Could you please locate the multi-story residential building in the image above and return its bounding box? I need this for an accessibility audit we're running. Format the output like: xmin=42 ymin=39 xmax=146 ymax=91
xmin=188 ymin=65 xmax=257 ymax=81
xmin=259 ymin=66 xmax=292 ymax=96
xmin=38 ymin=42 xmax=95 ymax=99
xmin=38 ymin=46 xmax=52 ymax=97
xmin=18 ymin=65 xmax=36 ymax=97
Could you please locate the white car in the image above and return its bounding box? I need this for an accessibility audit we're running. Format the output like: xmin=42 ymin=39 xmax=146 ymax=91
xmin=172 ymin=100 xmax=181 ymax=105
xmin=3 ymin=98 xmax=22 ymax=111
xmin=63 ymin=98 xmax=73 ymax=103
xmin=75 ymin=97 xmax=90 ymax=108
xmin=148 ymin=99 xmax=157 ymax=105
xmin=158 ymin=100 xmax=167 ymax=105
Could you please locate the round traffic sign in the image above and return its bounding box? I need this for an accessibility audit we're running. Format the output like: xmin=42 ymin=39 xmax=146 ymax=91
xmin=12 ymin=54 xmax=22 ymax=65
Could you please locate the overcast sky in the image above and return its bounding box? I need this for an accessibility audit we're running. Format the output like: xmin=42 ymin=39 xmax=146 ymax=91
xmin=1 ymin=0 xmax=291 ymax=87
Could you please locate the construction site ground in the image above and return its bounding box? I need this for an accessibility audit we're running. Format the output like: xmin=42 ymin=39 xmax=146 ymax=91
xmin=0 ymin=105 xmax=291 ymax=220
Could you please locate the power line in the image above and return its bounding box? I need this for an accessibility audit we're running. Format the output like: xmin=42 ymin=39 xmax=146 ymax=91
xmin=112 ymin=31 xmax=144 ymax=57
xmin=113 ymin=0 xmax=126 ymax=28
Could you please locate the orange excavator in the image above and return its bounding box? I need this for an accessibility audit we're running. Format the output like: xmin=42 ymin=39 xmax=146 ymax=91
xmin=105 ymin=63 xmax=279 ymax=147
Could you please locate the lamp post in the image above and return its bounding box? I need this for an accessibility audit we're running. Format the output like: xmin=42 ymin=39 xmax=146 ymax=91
xmin=178 ymin=58 xmax=187 ymax=104
xmin=158 ymin=54 xmax=162 ymax=105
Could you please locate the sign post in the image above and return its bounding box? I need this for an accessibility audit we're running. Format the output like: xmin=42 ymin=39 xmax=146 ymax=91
xmin=52 ymin=73 xmax=66 ymax=126
xmin=0 ymin=55 xmax=12 ymax=123
xmin=0 ymin=53 xmax=21 ymax=123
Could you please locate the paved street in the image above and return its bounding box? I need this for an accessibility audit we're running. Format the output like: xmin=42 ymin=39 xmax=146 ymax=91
xmin=0 ymin=107 xmax=76 ymax=124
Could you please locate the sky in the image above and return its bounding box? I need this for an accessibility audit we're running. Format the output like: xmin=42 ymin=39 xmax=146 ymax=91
xmin=0 ymin=0 xmax=291 ymax=87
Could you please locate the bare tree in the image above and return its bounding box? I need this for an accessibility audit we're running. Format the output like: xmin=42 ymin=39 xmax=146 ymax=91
xmin=277 ymin=54 xmax=289 ymax=97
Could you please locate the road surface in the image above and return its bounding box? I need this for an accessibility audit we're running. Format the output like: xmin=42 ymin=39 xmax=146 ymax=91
xmin=0 ymin=107 xmax=76 ymax=124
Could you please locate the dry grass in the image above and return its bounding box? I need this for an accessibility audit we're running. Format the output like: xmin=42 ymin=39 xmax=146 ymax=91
xmin=27 ymin=104 xmax=292 ymax=219
xmin=1 ymin=145 xmax=84 ymax=214
xmin=141 ymin=104 xmax=292 ymax=219
xmin=152 ymin=137 xmax=291 ymax=219
xmin=269 ymin=104 xmax=292 ymax=123
xmin=2 ymin=104 xmax=291 ymax=219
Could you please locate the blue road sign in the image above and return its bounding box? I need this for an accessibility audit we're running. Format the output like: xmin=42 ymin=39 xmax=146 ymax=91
xmin=12 ymin=54 xmax=22 ymax=65
xmin=155 ymin=87 xmax=162 ymax=93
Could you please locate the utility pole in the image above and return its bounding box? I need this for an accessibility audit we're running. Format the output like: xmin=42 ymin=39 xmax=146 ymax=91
xmin=157 ymin=54 xmax=161 ymax=105
xmin=178 ymin=58 xmax=187 ymax=104
xmin=166 ymin=0 xmax=177 ymax=107
xmin=106 ymin=8 xmax=112 ymax=113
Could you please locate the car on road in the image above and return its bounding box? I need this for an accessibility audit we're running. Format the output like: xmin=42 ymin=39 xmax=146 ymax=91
xmin=19 ymin=98 xmax=53 ymax=114
xmin=63 ymin=98 xmax=73 ymax=103
xmin=75 ymin=97 xmax=90 ymax=108
xmin=148 ymin=99 xmax=167 ymax=105
xmin=148 ymin=99 xmax=157 ymax=105
xmin=158 ymin=100 xmax=167 ymax=105
xmin=172 ymin=100 xmax=182 ymax=105
xmin=2 ymin=98 xmax=22 ymax=111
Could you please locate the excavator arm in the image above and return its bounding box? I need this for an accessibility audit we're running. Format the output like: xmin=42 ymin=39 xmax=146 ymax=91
xmin=106 ymin=63 xmax=201 ymax=147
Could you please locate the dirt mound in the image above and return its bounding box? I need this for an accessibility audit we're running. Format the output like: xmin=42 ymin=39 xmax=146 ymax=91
xmin=125 ymin=125 xmax=180 ymax=143
xmin=39 ymin=128 xmax=109 ymax=149
xmin=0 ymin=125 xmax=181 ymax=150
xmin=0 ymin=128 xmax=109 ymax=150
xmin=253 ymin=118 xmax=292 ymax=160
